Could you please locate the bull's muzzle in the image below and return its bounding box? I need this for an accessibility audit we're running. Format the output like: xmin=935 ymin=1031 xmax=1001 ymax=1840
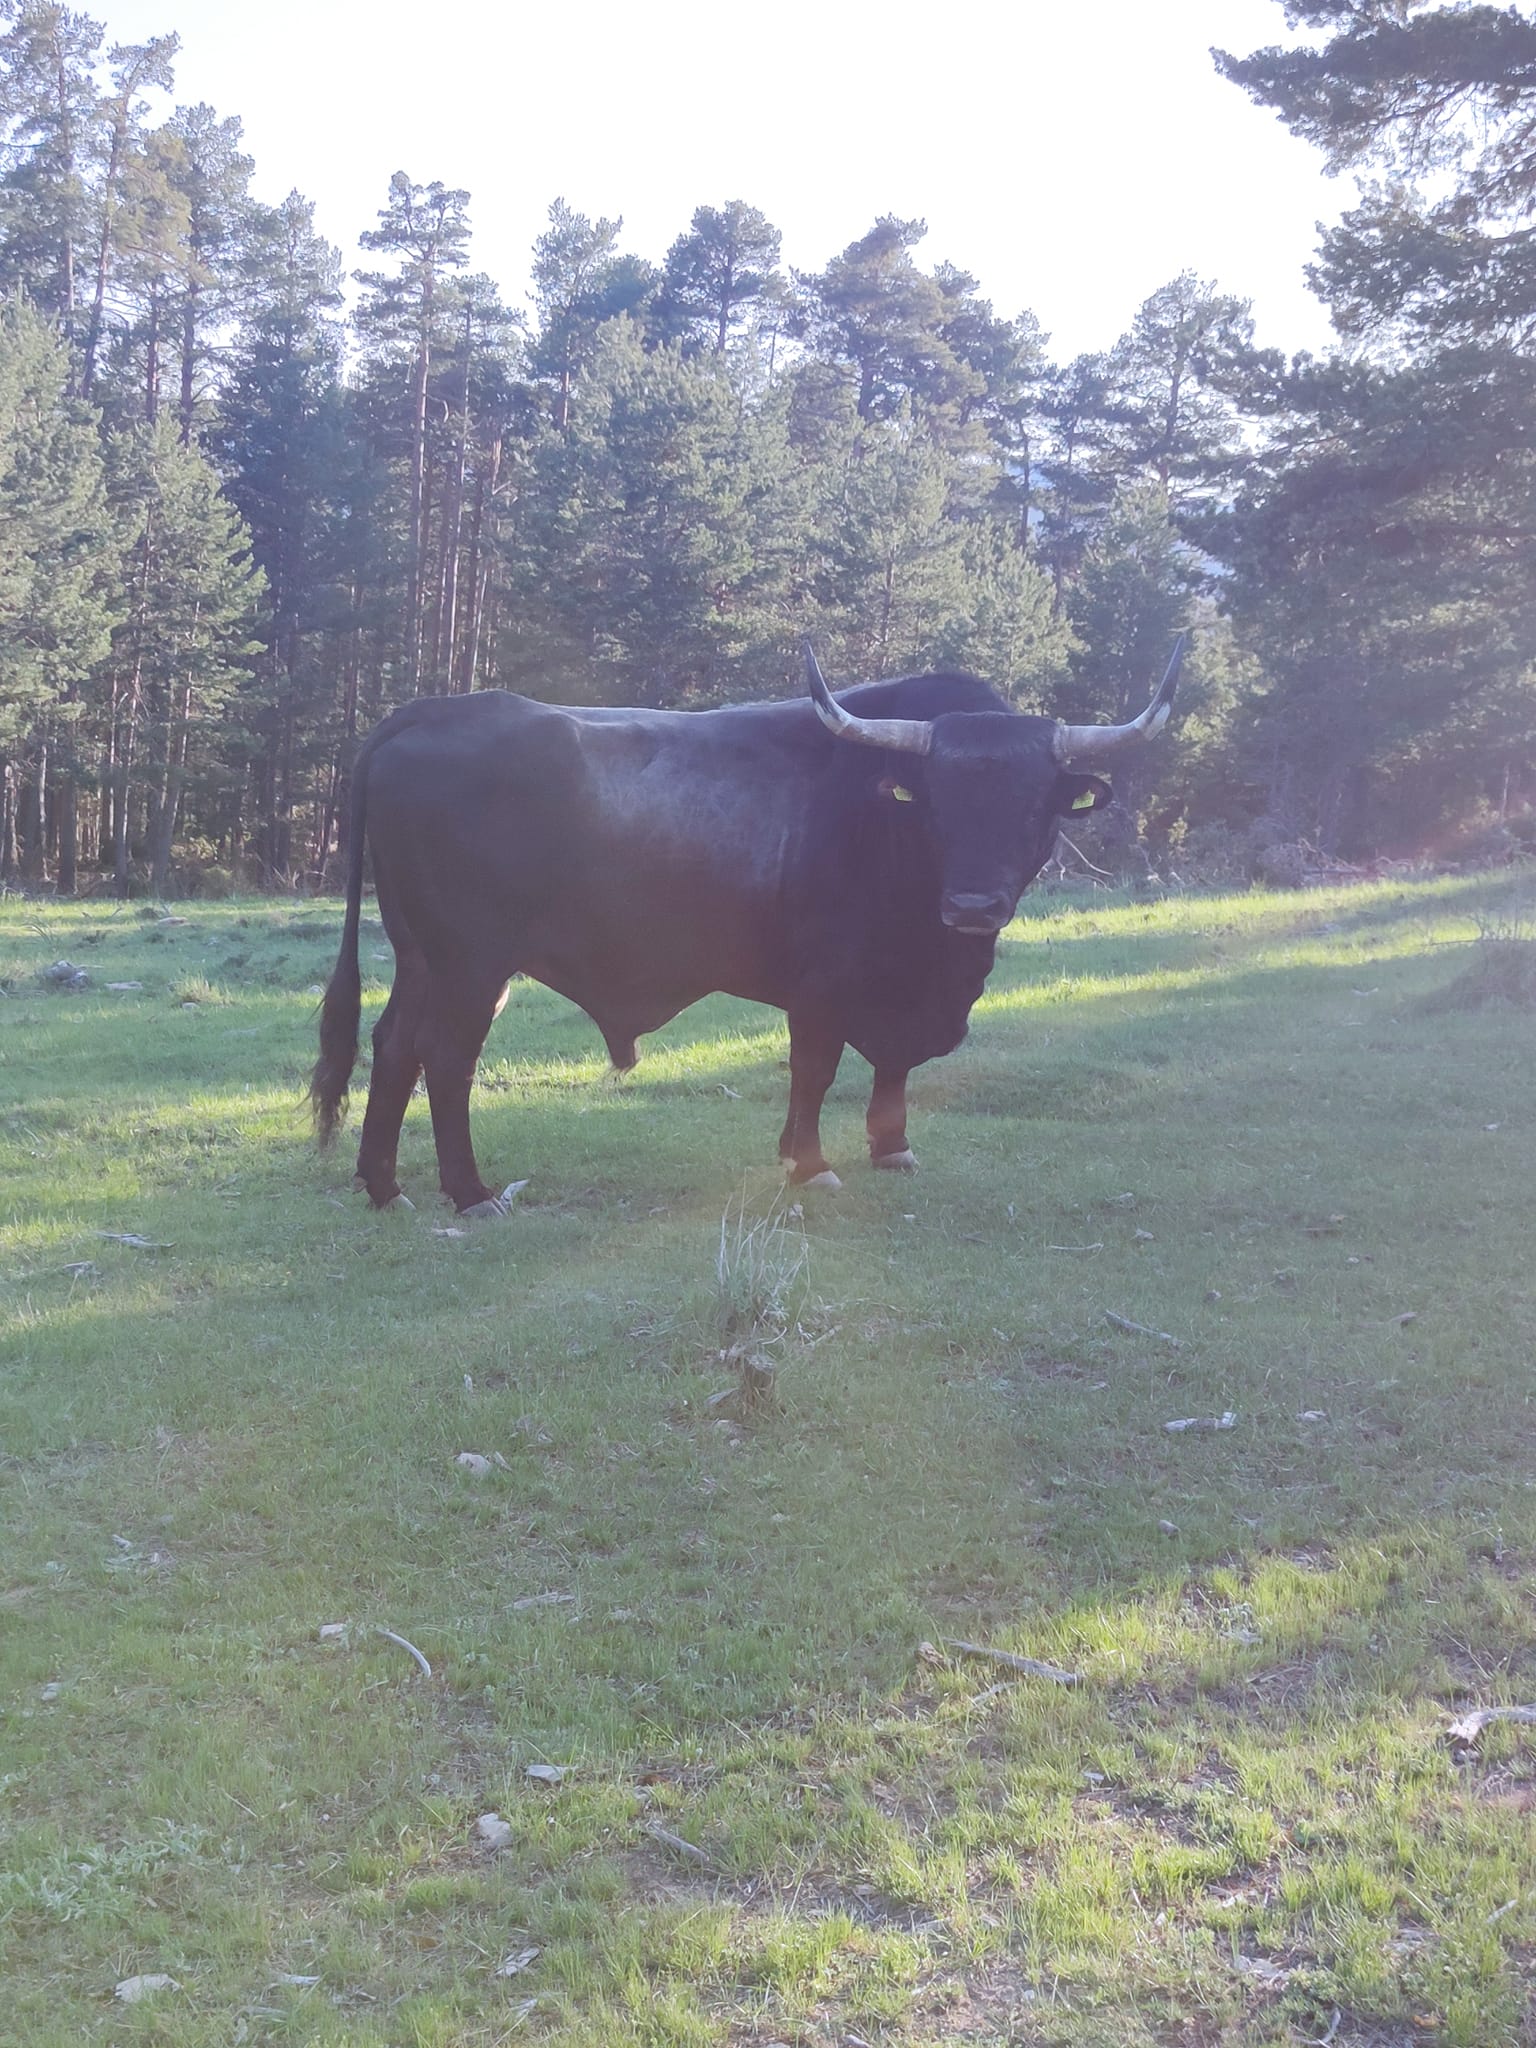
xmin=940 ymin=891 xmax=1014 ymax=935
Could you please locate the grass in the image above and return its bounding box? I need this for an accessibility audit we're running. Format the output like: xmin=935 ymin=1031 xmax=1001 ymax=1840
xmin=1 ymin=872 xmax=1535 ymax=2046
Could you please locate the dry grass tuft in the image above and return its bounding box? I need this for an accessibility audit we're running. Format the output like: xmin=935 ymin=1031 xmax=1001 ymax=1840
xmin=1424 ymin=909 xmax=1536 ymax=1012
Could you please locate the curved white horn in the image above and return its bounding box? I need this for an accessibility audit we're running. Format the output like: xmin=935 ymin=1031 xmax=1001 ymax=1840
xmin=1053 ymin=634 xmax=1187 ymax=764
xmin=804 ymin=645 xmax=933 ymax=756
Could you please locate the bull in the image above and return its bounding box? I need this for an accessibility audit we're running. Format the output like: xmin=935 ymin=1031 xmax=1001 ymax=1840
xmin=311 ymin=643 xmax=1182 ymax=1214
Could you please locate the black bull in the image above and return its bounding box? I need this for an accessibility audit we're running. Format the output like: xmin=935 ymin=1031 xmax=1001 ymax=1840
xmin=311 ymin=645 xmax=1183 ymax=1216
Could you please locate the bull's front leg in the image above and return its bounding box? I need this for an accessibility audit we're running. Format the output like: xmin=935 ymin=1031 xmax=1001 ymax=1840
xmin=779 ymin=1015 xmax=844 ymax=1189
xmin=866 ymin=1065 xmax=917 ymax=1171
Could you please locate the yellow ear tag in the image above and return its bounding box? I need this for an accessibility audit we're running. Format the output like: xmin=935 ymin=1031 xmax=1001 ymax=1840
xmin=890 ymin=784 xmax=914 ymax=802
xmin=1071 ymin=789 xmax=1097 ymax=811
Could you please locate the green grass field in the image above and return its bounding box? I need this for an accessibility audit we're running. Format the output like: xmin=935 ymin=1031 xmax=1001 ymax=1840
xmin=3 ymin=873 xmax=1535 ymax=2047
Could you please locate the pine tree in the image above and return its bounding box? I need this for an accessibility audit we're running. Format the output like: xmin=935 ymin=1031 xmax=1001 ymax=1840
xmin=158 ymin=100 xmax=256 ymax=443
xmin=355 ymin=172 xmax=472 ymax=694
xmin=217 ymin=189 xmax=347 ymax=877
xmin=1215 ymin=1 xmax=1536 ymax=846
xmin=100 ymin=416 xmax=261 ymax=893
xmin=798 ymin=216 xmax=980 ymax=428
xmin=0 ymin=0 xmax=104 ymax=356
xmin=79 ymin=33 xmax=176 ymax=398
xmin=527 ymin=197 xmax=655 ymax=429
xmin=504 ymin=320 xmax=759 ymax=703
xmin=655 ymin=201 xmax=783 ymax=357
xmin=0 ymin=294 xmax=112 ymax=879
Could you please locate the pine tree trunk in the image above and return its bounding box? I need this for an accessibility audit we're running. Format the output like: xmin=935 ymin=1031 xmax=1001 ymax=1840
xmin=20 ymin=737 xmax=49 ymax=880
xmin=459 ymin=455 xmax=490 ymax=692
xmin=0 ymin=760 xmax=16 ymax=879
xmin=437 ymin=309 xmax=473 ymax=689
xmin=180 ymin=278 xmax=199 ymax=444
xmin=112 ymin=714 xmax=136 ymax=895
xmin=58 ymin=775 xmax=78 ymax=893
xmin=406 ymin=266 xmax=435 ymax=693
xmin=149 ymin=684 xmax=193 ymax=897
xmin=116 ymin=516 xmax=155 ymax=895
xmin=145 ymin=289 xmax=161 ymax=424
xmin=83 ymin=117 xmax=127 ymax=400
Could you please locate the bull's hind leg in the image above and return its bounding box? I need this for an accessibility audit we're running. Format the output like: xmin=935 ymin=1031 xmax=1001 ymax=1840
xmin=866 ymin=1066 xmax=917 ymax=1171
xmin=779 ymin=1014 xmax=844 ymax=1189
xmin=354 ymin=950 xmax=428 ymax=1208
xmin=420 ymin=973 xmax=512 ymax=1216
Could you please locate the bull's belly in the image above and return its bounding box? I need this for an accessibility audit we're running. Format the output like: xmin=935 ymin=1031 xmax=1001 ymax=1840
xmin=524 ymin=949 xmax=780 ymax=1068
xmin=525 ymin=954 xmax=987 ymax=1080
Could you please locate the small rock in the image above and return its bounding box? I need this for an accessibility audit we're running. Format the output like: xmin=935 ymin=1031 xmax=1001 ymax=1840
xmin=1134 ymin=1228 xmax=1155 ymax=1242
xmin=1298 ymin=1410 xmax=1328 ymax=1423
xmin=495 ymin=1946 xmax=541 ymax=1977
xmin=114 ymin=1974 xmax=181 ymax=2002
xmin=455 ymin=1451 xmax=493 ymax=1476
xmin=39 ymin=1681 xmax=62 ymax=1701
xmin=106 ymin=981 xmax=143 ymax=992
xmin=511 ymin=1590 xmax=574 ymax=1611
xmin=475 ymin=1812 xmax=513 ymax=1849
xmin=525 ymin=1763 xmax=565 ymax=1786
xmin=1234 ymin=1954 xmax=1289 ymax=1987
xmin=1157 ymin=1520 xmax=1180 ymax=1537
xmin=317 ymin=1622 xmax=347 ymax=1641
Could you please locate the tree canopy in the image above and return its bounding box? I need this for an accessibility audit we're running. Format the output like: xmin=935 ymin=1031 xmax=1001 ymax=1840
xmin=0 ymin=0 xmax=1529 ymax=889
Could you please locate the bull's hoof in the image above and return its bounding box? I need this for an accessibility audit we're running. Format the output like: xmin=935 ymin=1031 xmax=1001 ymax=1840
xmin=872 ymin=1148 xmax=918 ymax=1172
xmin=798 ymin=1168 xmax=843 ymax=1191
xmin=459 ymin=1179 xmax=529 ymax=1220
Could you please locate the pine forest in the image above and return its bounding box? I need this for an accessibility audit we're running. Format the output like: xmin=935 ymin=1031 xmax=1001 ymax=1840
xmin=1 ymin=0 xmax=1534 ymax=895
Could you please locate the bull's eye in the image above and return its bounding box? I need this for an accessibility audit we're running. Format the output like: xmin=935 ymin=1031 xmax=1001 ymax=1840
xmin=879 ymin=779 xmax=915 ymax=802
xmin=1070 ymin=789 xmax=1097 ymax=811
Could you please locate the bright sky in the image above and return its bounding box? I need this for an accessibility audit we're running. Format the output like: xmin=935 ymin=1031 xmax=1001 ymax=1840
xmin=90 ymin=0 xmax=1352 ymax=363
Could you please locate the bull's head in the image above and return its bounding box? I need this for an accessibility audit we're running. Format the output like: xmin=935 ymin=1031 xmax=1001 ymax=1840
xmin=806 ymin=640 xmax=1184 ymax=935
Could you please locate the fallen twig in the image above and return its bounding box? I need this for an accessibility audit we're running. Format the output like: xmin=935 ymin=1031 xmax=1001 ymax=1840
xmin=1056 ymin=829 xmax=1116 ymax=879
xmin=376 ymin=1626 xmax=432 ymax=1678
xmin=1104 ymin=1309 xmax=1181 ymax=1348
xmin=1164 ymin=1412 xmax=1236 ymax=1433
xmin=941 ymin=1638 xmax=1081 ymax=1686
xmin=642 ymin=1821 xmax=720 ymax=1869
xmin=1047 ymin=1242 xmax=1104 ymax=1254
xmin=1446 ymin=1703 xmax=1536 ymax=1743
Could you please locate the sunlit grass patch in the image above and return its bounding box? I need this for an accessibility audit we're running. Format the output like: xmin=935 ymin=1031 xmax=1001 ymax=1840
xmin=2 ymin=874 xmax=1535 ymax=2043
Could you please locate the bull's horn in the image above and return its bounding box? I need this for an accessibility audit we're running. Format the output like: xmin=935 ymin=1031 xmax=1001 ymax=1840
xmin=805 ymin=644 xmax=933 ymax=756
xmin=1052 ymin=633 xmax=1187 ymax=764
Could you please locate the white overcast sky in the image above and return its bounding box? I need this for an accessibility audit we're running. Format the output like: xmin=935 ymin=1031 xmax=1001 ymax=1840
xmin=89 ymin=0 xmax=1352 ymax=363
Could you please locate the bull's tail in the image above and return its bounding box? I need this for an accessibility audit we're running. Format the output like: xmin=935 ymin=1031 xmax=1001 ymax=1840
xmin=310 ymin=752 xmax=371 ymax=1147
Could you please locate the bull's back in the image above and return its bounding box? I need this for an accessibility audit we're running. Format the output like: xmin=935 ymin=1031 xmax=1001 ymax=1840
xmin=359 ymin=692 xmax=804 ymax=1014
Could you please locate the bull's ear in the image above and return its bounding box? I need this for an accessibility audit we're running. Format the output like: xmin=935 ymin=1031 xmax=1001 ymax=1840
xmin=1056 ymin=773 xmax=1112 ymax=816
